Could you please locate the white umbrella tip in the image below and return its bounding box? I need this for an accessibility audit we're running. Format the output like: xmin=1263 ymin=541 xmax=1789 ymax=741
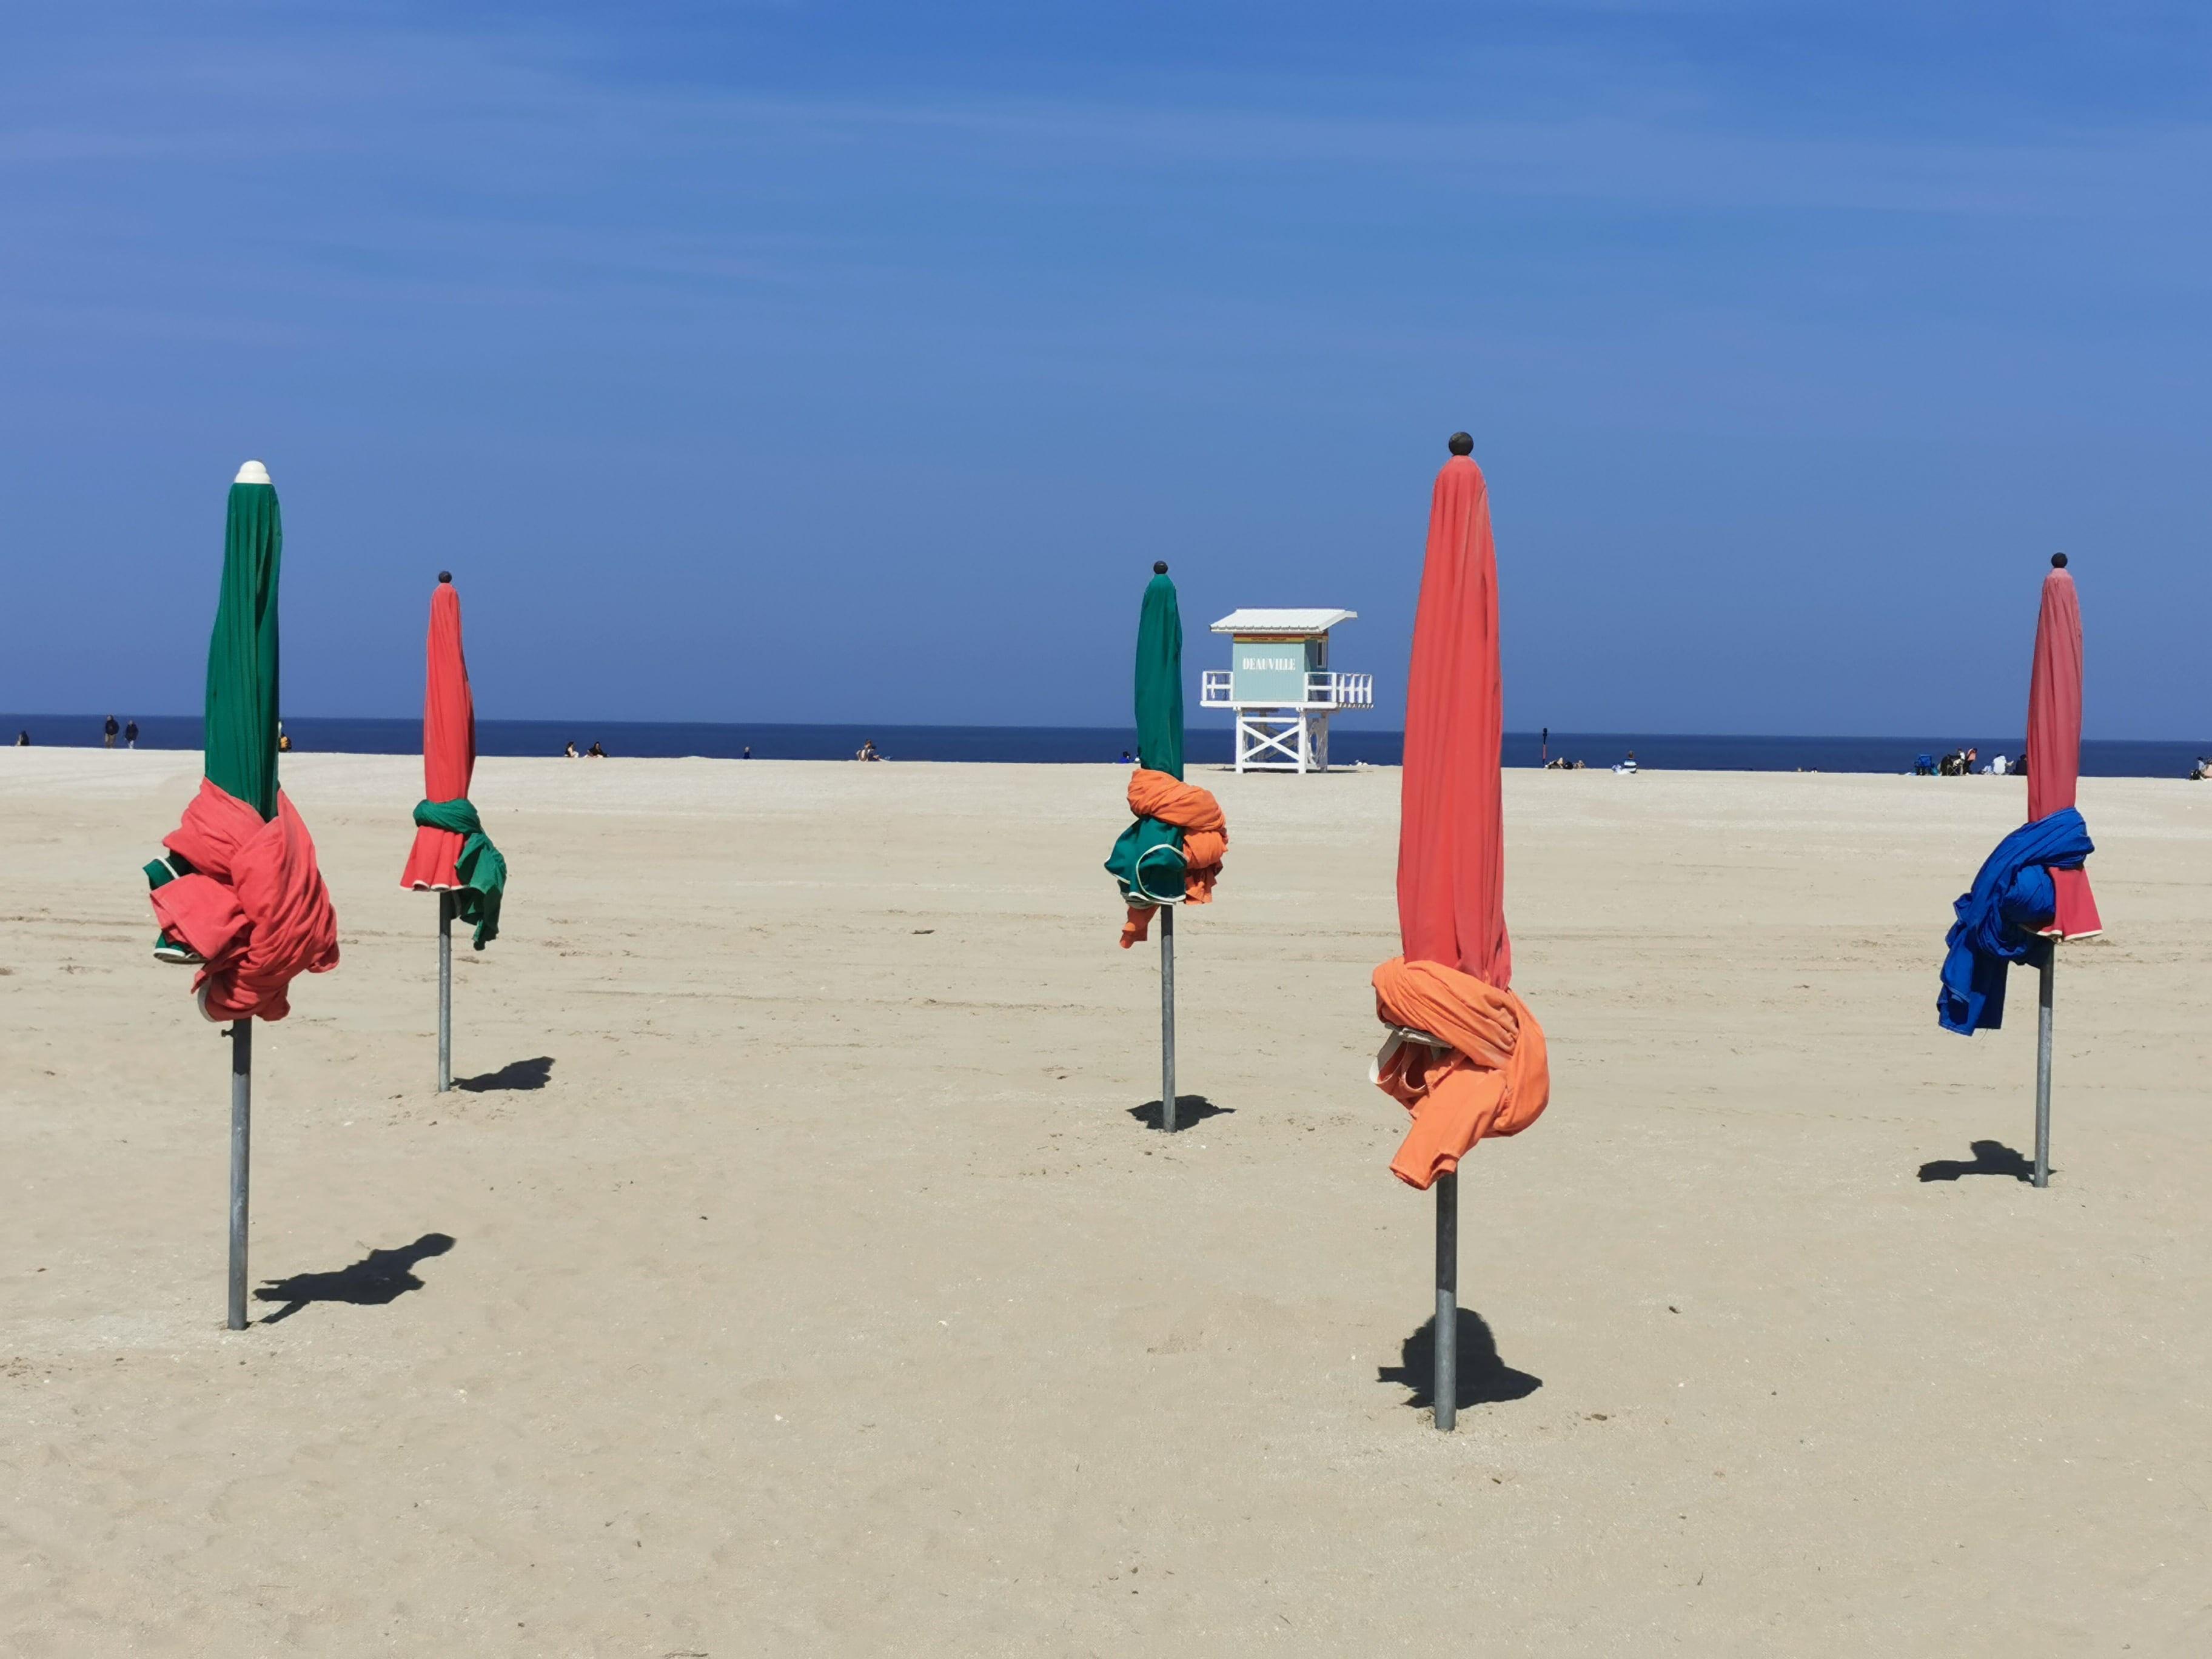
xmin=233 ymin=460 xmax=271 ymax=485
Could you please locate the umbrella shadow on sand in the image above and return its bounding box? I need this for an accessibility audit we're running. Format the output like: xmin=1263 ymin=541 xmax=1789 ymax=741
xmin=1379 ymin=1311 xmax=1543 ymax=1412
xmin=1128 ymin=1094 xmax=1232 ymax=1130
xmin=1918 ymin=1140 xmax=2036 ymax=1182
xmin=455 ymin=1056 xmax=554 ymax=1093
xmin=253 ymin=1233 xmax=456 ymax=1324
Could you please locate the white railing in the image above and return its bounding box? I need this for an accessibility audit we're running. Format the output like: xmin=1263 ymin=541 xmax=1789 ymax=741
xmin=1203 ymin=669 xmax=1373 ymax=709
xmin=1314 ymin=671 xmax=1374 ymax=709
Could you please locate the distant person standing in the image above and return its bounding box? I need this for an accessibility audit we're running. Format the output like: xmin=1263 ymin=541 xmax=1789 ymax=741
xmin=102 ymin=714 xmax=118 ymax=748
xmin=1541 ymin=725 xmax=1549 ymax=764
xmin=124 ymin=719 xmax=139 ymax=749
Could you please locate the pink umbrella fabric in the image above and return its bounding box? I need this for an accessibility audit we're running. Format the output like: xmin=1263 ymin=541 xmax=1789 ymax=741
xmin=400 ymin=577 xmax=475 ymax=893
xmin=2024 ymin=559 xmax=2101 ymax=939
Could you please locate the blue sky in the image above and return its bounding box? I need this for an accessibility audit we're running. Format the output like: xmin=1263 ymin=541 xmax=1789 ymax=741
xmin=4 ymin=1 xmax=2207 ymax=735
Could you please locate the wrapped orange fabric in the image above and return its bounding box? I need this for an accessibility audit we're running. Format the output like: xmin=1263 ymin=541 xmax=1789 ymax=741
xmin=149 ymin=779 xmax=340 ymax=1022
xmin=1117 ymin=768 xmax=1227 ymax=947
xmin=1371 ymin=957 xmax=1549 ymax=1190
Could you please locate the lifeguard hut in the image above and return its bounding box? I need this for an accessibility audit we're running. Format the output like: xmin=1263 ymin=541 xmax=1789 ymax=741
xmin=1202 ymin=608 xmax=1373 ymax=773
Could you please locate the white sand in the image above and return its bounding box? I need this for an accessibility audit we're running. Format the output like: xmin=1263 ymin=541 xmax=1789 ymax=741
xmin=4 ymin=749 xmax=2210 ymax=1655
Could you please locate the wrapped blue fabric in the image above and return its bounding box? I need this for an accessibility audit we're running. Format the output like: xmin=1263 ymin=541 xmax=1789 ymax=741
xmin=1937 ymin=806 xmax=2093 ymax=1034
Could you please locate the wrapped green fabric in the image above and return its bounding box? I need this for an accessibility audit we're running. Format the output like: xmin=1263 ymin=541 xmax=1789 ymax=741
xmin=411 ymin=797 xmax=506 ymax=948
xmin=142 ymin=469 xmax=283 ymax=961
xmin=1104 ymin=571 xmax=1188 ymax=905
xmin=205 ymin=475 xmax=283 ymax=821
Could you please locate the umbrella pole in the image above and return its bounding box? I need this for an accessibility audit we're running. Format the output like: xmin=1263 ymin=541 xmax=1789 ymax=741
xmin=227 ymin=1018 xmax=252 ymax=1330
xmin=2034 ymin=950 xmax=2054 ymax=1188
xmin=1434 ymin=1171 xmax=1458 ymax=1431
xmin=438 ymin=892 xmax=454 ymax=1093
xmin=1159 ymin=905 xmax=1177 ymax=1133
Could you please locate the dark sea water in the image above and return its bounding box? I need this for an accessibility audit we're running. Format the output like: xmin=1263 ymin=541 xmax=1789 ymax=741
xmin=6 ymin=714 xmax=2207 ymax=777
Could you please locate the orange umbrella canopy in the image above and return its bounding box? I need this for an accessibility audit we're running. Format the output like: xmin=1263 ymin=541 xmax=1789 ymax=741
xmin=2024 ymin=558 xmax=2100 ymax=939
xmin=1398 ymin=450 xmax=1510 ymax=985
xmin=400 ymin=574 xmax=476 ymax=893
xmin=1369 ymin=439 xmax=1548 ymax=1189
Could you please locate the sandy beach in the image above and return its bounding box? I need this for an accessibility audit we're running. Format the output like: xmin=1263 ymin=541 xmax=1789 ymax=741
xmin=4 ymin=749 xmax=2210 ymax=1656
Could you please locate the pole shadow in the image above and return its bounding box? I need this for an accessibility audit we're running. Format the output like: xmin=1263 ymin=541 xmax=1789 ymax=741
xmin=1378 ymin=1310 xmax=1543 ymax=1412
xmin=253 ymin=1233 xmax=456 ymax=1324
xmin=1128 ymin=1095 xmax=1233 ymax=1130
xmin=1917 ymin=1140 xmax=2035 ymax=1183
xmin=455 ymin=1056 xmax=554 ymax=1093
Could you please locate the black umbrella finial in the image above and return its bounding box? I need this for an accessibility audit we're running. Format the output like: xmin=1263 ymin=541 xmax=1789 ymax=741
xmin=438 ymin=570 xmax=452 ymax=583
xmin=1448 ymin=431 xmax=1473 ymax=455
xmin=2051 ymin=552 xmax=2068 ymax=569
xmin=1153 ymin=560 xmax=1168 ymax=574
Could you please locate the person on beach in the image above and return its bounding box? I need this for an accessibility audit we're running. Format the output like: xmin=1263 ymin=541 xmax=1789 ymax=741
xmin=856 ymin=739 xmax=883 ymax=762
xmin=586 ymin=742 xmax=606 ymax=758
xmin=124 ymin=719 xmax=138 ymax=750
xmin=742 ymin=746 xmax=752 ymax=759
xmin=563 ymin=740 xmax=578 ymax=758
xmin=13 ymin=730 xmax=27 ymax=746
xmin=102 ymin=714 xmax=118 ymax=748
xmin=1614 ymin=751 xmax=1638 ymax=774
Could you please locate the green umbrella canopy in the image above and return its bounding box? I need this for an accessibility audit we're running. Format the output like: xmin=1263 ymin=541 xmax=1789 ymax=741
xmin=1106 ymin=567 xmax=1188 ymax=906
xmin=205 ymin=462 xmax=281 ymax=820
xmin=1133 ymin=569 xmax=1184 ymax=780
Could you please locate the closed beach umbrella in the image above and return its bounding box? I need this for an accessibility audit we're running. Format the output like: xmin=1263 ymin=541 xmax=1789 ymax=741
xmin=401 ymin=573 xmax=507 ymax=1092
xmin=1936 ymin=554 xmax=2097 ymax=1188
xmin=1369 ymin=434 xmax=1549 ymax=1429
xmin=142 ymin=460 xmax=340 ymax=1329
xmin=2025 ymin=556 xmax=2100 ymax=942
xmin=1105 ymin=561 xmax=1227 ymax=1132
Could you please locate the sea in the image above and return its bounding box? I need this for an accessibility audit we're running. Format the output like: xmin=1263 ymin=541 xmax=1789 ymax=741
xmin=8 ymin=715 xmax=2208 ymax=777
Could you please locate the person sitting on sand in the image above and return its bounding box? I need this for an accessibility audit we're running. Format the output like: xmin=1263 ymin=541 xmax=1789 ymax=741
xmin=563 ymin=740 xmax=578 ymax=759
xmin=586 ymin=742 xmax=606 ymax=759
xmin=856 ymin=739 xmax=883 ymax=762
xmin=1613 ymin=751 xmax=1638 ymax=774
xmin=13 ymin=730 xmax=27 ymax=746
xmin=2193 ymin=757 xmax=2212 ymax=782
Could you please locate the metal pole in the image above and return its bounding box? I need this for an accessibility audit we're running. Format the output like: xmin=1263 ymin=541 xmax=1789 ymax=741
xmin=227 ymin=1019 xmax=252 ymax=1330
xmin=1159 ymin=904 xmax=1176 ymax=1133
xmin=438 ymin=891 xmax=454 ymax=1093
xmin=2034 ymin=949 xmax=2054 ymax=1188
xmin=1434 ymin=1171 xmax=1458 ymax=1431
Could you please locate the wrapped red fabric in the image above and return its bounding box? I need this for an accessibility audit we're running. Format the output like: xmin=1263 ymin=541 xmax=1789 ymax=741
xmin=2024 ymin=565 xmax=2102 ymax=939
xmin=401 ymin=579 xmax=475 ymax=891
xmin=149 ymin=779 xmax=340 ymax=1022
xmin=1373 ymin=446 xmax=1549 ymax=1185
xmin=1372 ymin=957 xmax=1549 ymax=1190
xmin=1118 ymin=768 xmax=1227 ymax=947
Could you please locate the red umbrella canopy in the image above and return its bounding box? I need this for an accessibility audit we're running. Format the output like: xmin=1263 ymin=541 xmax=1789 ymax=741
xmin=2024 ymin=557 xmax=2100 ymax=938
xmin=1398 ymin=451 xmax=1511 ymax=985
xmin=400 ymin=575 xmax=477 ymax=891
